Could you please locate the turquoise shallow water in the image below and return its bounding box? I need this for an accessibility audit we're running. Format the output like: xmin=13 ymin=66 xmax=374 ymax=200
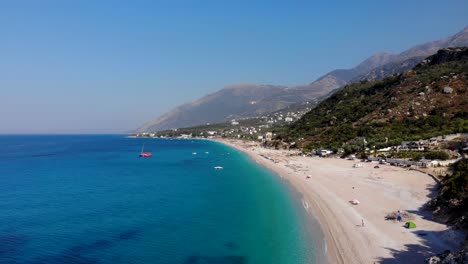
xmin=0 ymin=135 xmax=321 ymax=264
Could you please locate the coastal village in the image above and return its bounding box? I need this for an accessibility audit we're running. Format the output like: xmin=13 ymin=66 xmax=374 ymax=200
xmin=133 ymin=100 xmax=315 ymax=140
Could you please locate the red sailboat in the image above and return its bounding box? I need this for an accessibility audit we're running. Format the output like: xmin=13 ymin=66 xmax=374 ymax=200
xmin=139 ymin=144 xmax=152 ymax=158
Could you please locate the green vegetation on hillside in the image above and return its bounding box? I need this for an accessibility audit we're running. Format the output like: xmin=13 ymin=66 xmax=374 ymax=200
xmin=285 ymin=48 xmax=468 ymax=152
xmin=441 ymin=159 xmax=468 ymax=201
xmin=428 ymin=159 xmax=468 ymax=231
xmin=388 ymin=150 xmax=450 ymax=161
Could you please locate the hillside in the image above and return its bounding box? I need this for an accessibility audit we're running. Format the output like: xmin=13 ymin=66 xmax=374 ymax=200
xmin=287 ymin=47 xmax=468 ymax=151
xmin=137 ymin=27 xmax=468 ymax=132
xmin=428 ymin=159 xmax=468 ymax=231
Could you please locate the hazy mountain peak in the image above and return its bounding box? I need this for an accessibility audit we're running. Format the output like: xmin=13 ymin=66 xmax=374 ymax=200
xmin=225 ymin=83 xmax=260 ymax=89
xmin=352 ymin=26 xmax=468 ymax=82
xmin=353 ymin=51 xmax=396 ymax=74
xmin=370 ymin=51 xmax=394 ymax=58
xmin=224 ymin=83 xmax=284 ymax=90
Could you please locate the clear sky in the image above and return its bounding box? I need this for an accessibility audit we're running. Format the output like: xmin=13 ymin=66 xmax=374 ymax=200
xmin=1 ymin=0 xmax=467 ymax=134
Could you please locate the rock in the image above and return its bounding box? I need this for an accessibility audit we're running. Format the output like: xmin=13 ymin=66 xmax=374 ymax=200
xmin=419 ymin=92 xmax=425 ymax=96
xmin=443 ymin=86 xmax=454 ymax=94
xmin=426 ymin=248 xmax=468 ymax=264
xmin=426 ymin=256 xmax=441 ymax=264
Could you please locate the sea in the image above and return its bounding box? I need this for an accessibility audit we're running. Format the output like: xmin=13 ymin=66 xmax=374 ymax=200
xmin=0 ymin=135 xmax=324 ymax=264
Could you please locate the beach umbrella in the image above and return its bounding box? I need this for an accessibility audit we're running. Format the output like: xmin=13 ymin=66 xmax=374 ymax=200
xmin=351 ymin=199 xmax=360 ymax=205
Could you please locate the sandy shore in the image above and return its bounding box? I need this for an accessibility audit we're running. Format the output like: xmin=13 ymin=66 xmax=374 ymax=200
xmin=213 ymin=138 xmax=464 ymax=264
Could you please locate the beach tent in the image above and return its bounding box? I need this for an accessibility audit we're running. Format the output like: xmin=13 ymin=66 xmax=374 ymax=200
xmin=405 ymin=222 xmax=416 ymax=229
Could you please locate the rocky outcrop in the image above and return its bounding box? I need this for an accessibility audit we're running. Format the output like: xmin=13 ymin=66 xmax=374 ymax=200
xmin=444 ymin=86 xmax=454 ymax=94
xmin=426 ymin=248 xmax=468 ymax=264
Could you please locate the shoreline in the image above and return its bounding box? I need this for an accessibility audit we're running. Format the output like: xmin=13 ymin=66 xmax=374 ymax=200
xmin=212 ymin=138 xmax=464 ymax=264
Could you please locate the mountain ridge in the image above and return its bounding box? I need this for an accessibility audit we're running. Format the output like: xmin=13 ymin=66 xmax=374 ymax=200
xmin=137 ymin=27 xmax=468 ymax=133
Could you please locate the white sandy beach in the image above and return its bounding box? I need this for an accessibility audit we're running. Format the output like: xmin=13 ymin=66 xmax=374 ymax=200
xmin=215 ymin=138 xmax=464 ymax=264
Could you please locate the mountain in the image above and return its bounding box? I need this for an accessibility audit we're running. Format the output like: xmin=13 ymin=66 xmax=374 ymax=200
xmin=286 ymin=69 xmax=358 ymax=99
xmin=352 ymin=26 xmax=468 ymax=82
xmin=399 ymin=26 xmax=468 ymax=60
xmin=286 ymin=47 xmax=468 ymax=151
xmin=137 ymin=27 xmax=468 ymax=132
xmin=350 ymin=56 xmax=425 ymax=82
xmin=137 ymin=84 xmax=291 ymax=132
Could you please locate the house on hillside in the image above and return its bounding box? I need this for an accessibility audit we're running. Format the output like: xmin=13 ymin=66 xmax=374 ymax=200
xmin=399 ymin=140 xmax=427 ymax=151
xmin=461 ymin=139 xmax=468 ymax=153
xmin=259 ymin=132 xmax=274 ymax=143
xmin=429 ymin=137 xmax=440 ymax=146
xmin=408 ymin=141 xmax=426 ymax=151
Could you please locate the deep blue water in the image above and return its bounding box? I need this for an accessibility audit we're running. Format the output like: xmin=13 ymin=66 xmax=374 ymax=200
xmin=0 ymin=135 xmax=321 ymax=264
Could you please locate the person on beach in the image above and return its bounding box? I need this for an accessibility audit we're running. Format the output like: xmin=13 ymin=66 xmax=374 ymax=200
xmin=362 ymin=219 xmax=365 ymax=227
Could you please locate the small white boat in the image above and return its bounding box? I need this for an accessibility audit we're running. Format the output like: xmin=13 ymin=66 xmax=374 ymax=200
xmin=214 ymin=166 xmax=223 ymax=170
xmin=192 ymin=152 xmax=197 ymax=155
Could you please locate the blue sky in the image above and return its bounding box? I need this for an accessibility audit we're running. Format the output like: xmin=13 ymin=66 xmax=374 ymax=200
xmin=1 ymin=0 xmax=467 ymax=133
